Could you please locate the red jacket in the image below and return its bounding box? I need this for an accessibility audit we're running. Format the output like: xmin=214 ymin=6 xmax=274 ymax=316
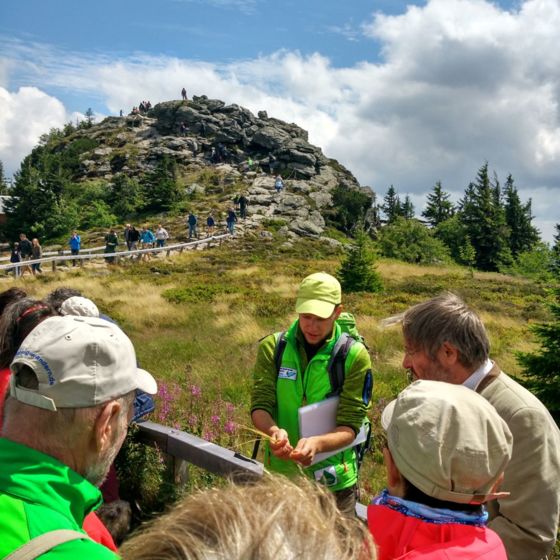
xmin=0 ymin=367 xmax=11 ymax=432
xmin=368 ymin=504 xmax=507 ymax=560
xmin=83 ymin=512 xmax=118 ymax=552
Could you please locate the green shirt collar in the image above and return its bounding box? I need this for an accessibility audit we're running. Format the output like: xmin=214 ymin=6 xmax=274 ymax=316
xmin=0 ymin=438 xmax=103 ymax=526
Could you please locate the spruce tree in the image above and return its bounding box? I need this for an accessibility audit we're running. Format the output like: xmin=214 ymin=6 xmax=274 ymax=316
xmin=382 ymin=185 xmax=401 ymax=223
xmin=422 ymin=181 xmax=455 ymax=226
xmin=458 ymin=163 xmax=512 ymax=271
xmin=504 ymin=175 xmax=539 ymax=258
xmin=551 ymin=224 xmax=560 ymax=277
xmin=517 ymin=288 xmax=560 ymax=422
xmin=337 ymin=227 xmax=383 ymax=293
xmin=0 ymin=160 xmax=8 ymax=194
xmin=401 ymin=195 xmax=415 ymax=219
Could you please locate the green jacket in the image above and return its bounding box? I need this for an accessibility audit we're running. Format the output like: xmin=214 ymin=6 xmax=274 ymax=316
xmin=0 ymin=438 xmax=118 ymax=559
xmin=251 ymin=319 xmax=372 ymax=491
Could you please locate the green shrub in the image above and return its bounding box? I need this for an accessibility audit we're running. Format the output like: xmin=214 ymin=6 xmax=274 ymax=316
xmin=379 ymin=217 xmax=450 ymax=264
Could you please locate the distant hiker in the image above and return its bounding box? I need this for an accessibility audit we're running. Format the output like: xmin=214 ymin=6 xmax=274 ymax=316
xmin=268 ymin=153 xmax=276 ymax=174
xmin=68 ymin=230 xmax=81 ymax=266
xmin=180 ymin=122 xmax=187 ymax=136
xmin=140 ymin=227 xmax=156 ymax=261
xmin=181 ymin=87 xmax=187 ymax=101
xmin=104 ymin=228 xmax=119 ymax=264
xmin=187 ymin=212 xmax=198 ymax=240
xmin=210 ymin=147 xmax=218 ymax=164
xmin=124 ymin=224 xmax=132 ymax=250
xmin=247 ymin=157 xmax=254 ymax=170
xmin=31 ymin=238 xmax=42 ymax=275
xmin=155 ymin=224 xmax=169 ymax=248
xmin=239 ymin=194 xmax=249 ymax=219
xmin=274 ymin=175 xmax=284 ymax=193
xmin=226 ymin=208 xmax=237 ymax=235
xmin=10 ymin=243 xmax=21 ymax=278
xmin=18 ymin=233 xmax=33 ymax=275
xmin=119 ymin=109 xmax=123 ymax=117
xmin=206 ymin=214 xmax=215 ymax=237
xmin=129 ymin=226 xmax=140 ymax=252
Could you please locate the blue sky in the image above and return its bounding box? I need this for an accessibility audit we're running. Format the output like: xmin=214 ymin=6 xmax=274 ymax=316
xmin=1 ymin=0 xmax=558 ymax=241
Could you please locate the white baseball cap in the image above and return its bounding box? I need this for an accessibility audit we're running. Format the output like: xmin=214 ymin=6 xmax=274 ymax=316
xmin=10 ymin=315 xmax=157 ymax=411
xmin=60 ymin=296 xmax=100 ymax=318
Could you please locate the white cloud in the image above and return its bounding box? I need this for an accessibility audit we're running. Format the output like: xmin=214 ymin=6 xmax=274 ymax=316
xmin=1 ymin=0 xmax=559 ymax=239
xmin=0 ymin=86 xmax=69 ymax=177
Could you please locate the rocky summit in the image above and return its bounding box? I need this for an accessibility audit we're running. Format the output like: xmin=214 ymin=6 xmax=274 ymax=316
xmin=75 ymin=96 xmax=374 ymax=239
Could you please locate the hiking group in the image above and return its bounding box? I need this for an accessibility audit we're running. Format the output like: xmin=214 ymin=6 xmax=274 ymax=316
xmin=0 ymin=274 xmax=558 ymax=560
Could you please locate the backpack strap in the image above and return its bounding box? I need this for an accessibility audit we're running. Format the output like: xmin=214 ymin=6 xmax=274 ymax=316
xmin=273 ymin=331 xmax=287 ymax=374
xmin=5 ymin=530 xmax=91 ymax=560
xmin=326 ymin=332 xmax=356 ymax=397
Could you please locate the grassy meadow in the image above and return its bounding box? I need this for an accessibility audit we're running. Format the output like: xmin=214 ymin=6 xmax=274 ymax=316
xmin=1 ymin=235 xmax=553 ymax=516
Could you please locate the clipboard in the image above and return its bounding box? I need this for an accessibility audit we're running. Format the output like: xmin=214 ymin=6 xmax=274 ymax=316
xmin=298 ymin=396 xmax=367 ymax=465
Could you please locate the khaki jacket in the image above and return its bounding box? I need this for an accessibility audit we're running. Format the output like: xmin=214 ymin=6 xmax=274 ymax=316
xmin=477 ymin=364 xmax=560 ymax=560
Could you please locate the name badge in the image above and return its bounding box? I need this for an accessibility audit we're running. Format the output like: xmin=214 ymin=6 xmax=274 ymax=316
xmin=278 ymin=367 xmax=297 ymax=380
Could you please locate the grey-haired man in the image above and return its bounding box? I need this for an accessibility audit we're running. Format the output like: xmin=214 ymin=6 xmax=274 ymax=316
xmin=400 ymin=292 xmax=560 ymax=560
xmin=0 ymin=315 xmax=157 ymax=559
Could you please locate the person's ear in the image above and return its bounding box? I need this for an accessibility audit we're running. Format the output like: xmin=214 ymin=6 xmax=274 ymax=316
xmin=93 ymin=401 xmax=122 ymax=453
xmin=438 ymin=341 xmax=460 ymax=367
xmin=383 ymin=447 xmax=405 ymax=496
xmin=333 ymin=305 xmax=343 ymax=320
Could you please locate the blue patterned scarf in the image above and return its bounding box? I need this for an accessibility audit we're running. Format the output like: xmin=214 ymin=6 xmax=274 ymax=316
xmin=372 ymin=489 xmax=488 ymax=526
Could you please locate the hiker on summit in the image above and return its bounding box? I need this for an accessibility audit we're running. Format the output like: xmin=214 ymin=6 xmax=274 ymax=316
xmin=251 ymin=272 xmax=373 ymax=515
xmin=0 ymin=313 xmax=157 ymax=559
xmin=398 ymin=293 xmax=560 ymax=560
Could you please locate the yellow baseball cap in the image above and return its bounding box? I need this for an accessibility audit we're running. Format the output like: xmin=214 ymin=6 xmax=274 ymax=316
xmin=295 ymin=272 xmax=341 ymax=319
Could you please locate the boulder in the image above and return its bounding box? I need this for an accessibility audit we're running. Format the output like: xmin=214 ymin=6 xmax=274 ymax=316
xmin=251 ymin=126 xmax=291 ymax=150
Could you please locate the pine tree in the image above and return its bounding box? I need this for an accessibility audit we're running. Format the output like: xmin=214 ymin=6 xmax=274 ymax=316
xmin=422 ymin=181 xmax=455 ymax=226
xmin=551 ymin=223 xmax=560 ymax=277
xmin=503 ymin=175 xmax=540 ymax=258
xmin=401 ymin=195 xmax=415 ymax=219
xmin=337 ymin=227 xmax=383 ymax=293
xmin=382 ymin=185 xmax=401 ymax=223
xmin=458 ymin=163 xmax=512 ymax=271
xmin=0 ymin=160 xmax=8 ymax=194
xmin=517 ymin=288 xmax=560 ymax=422
xmin=144 ymin=155 xmax=182 ymax=211
xmin=85 ymin=108 xmax=95 ymax=127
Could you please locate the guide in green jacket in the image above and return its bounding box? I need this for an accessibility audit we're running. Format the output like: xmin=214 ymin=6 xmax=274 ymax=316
xmin=251 ymin=272 xmax=373 ymax=514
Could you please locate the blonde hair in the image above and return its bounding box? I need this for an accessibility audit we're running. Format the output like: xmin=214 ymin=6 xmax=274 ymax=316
xmin=120 ymin=474 xmax=376 ymax=560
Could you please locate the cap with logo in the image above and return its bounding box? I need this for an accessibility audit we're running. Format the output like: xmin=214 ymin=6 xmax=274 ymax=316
xmin=10 ymin=315 xmax=157 ymax=411
xmin=381 ymin=380 xmax=513 ymax=504
xmin=295 ymin=272 xmax=341 ymax=319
